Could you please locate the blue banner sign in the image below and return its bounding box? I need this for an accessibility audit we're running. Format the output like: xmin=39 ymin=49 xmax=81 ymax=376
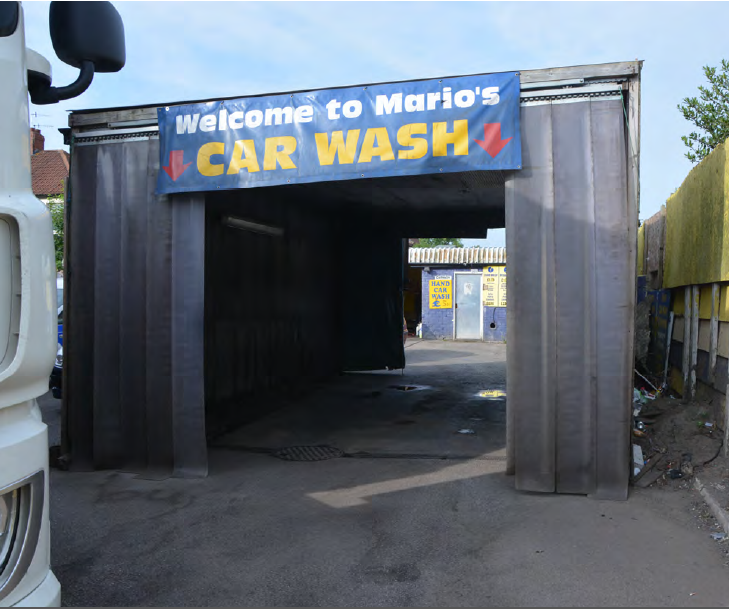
xmin=157 ymin=72 xmax=521 ymax=194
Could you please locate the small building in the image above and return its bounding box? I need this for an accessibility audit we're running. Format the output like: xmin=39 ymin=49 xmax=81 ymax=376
xmin=408 ymin=247 xmax=506 ymax=341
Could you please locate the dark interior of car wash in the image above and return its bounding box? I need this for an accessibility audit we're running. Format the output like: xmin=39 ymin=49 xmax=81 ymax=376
xmin=202 ymin=173 xmax=505 ymax=438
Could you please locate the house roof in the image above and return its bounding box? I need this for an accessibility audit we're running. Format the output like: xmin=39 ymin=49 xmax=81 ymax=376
xmin=31 ymin=150 xmax=69 ymax=197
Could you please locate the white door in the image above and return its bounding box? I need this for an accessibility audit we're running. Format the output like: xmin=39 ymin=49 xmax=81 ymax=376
xmin=455 ymin=274 xmax=482 ymax=339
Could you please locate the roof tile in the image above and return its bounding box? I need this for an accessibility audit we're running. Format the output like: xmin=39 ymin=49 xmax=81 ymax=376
xmin=31 ymin=150 xmax=69 ymax=197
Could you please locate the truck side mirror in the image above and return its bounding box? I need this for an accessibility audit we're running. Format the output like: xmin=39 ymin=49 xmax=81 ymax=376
xmin=29 ymin=1 xmax=125 ymax=105
xmin=50 ymin=1 xmax=125 ymax=73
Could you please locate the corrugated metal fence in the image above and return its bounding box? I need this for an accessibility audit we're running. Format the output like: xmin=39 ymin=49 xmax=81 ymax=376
xmin=506 ymin=98 xmax=636 ymax=499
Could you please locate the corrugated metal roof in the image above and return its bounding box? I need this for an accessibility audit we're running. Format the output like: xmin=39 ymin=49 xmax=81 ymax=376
xmin=408 ymin=247 xmax=506 ymax=265
xmin=69 ymin=61 xmax=640 ymax=118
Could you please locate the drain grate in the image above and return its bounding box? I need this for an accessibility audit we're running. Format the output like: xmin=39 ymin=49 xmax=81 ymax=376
xmin=273 ymin=445 xmax=344 ymax=462
xmin=391 ymin=384 xmax=431 ymax=392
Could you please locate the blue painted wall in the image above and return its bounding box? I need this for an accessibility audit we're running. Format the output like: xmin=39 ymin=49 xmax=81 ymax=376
xmin=483 ymin=306 xmax=507 ymax=342
xmin=420 ymin=267 xmax=507 ymax=341
xmin=648 ymin=289 xmax=672 ymax=374
xmin=421 ymin=268 xmax=455 ymax=339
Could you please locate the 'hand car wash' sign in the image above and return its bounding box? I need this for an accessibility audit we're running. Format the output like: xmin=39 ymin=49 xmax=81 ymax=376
xmin=430 ymin=276 xmax=453 ymax=309
xmin=156 ymin=72 xmax=521 ymax=194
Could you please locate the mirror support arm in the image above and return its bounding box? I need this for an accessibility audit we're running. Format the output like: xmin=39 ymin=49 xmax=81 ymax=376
xmin=30 ymin=60 xmax=94 ymax=105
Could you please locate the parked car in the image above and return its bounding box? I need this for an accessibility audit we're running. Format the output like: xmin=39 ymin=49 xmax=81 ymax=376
xmin=57 ymin=306 xmax=63 ymax=345
xmin=50 ymin=278 xmax=63 ymax=397
xmin=49 ymin=344 xmax=62 ymax=399
xmin=57 ymin=276 xmax=63 ymax=345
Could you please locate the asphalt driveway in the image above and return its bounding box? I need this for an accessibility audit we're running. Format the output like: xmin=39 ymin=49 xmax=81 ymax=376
xmin=46 ymin=342 xmax=729 ymax=606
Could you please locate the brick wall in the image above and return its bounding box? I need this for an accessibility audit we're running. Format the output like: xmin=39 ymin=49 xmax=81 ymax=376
xmin=30 ymin=128 xmax=45 ymax=153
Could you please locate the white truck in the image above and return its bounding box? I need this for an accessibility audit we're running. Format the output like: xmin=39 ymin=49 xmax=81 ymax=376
xmin=0 ymin=3 xmax=124 ymax=605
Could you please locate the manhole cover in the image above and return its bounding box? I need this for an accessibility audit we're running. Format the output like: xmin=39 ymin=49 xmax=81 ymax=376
xmin=273 ymin=445 xmax=344 ymax=462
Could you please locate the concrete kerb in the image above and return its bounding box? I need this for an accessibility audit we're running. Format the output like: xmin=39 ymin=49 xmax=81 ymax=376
xmin=694 ymin=475 xmax=729 ymax=537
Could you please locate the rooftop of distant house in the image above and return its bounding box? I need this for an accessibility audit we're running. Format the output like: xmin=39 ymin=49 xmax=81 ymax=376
xmin=30 ymin=128 xmax=69 ymax=198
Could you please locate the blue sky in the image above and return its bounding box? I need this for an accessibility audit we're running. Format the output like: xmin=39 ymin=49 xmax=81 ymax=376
xmin=22 ymin=1 xmax=729 ymax=247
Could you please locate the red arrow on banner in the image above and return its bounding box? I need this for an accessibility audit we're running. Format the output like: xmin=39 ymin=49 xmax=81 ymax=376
xmin=162 ymin=150 xmax=192 ymax=181
xmin=474 ymin=124 xmax=513 ymax=158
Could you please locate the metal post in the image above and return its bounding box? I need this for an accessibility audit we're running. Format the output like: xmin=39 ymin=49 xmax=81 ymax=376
xmin=683 ymin=286 xmax=691 ymax=397
xmin=663 ymin=311 xmax=674 ymax=387
xmin=725 ymin=341 xmax=729 ymax=458
xmin=690 ymin=285 xmax=700 ymax=400
xmin=709 ymin=283 xmax=719 ymax=383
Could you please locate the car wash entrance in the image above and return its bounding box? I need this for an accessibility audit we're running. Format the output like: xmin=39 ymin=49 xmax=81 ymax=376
xmin=63 ymin=61 xmax=640 ymax=499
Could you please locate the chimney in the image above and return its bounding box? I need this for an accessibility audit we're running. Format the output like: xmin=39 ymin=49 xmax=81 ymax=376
xmin=30 ymin=128 xmax=45 ymax=154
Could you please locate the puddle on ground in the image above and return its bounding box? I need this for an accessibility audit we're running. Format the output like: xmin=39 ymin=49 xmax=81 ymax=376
xmin=476 ymin=389 xmax=507 ymax=399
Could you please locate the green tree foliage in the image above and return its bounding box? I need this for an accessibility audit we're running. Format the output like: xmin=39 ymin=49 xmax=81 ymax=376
xmin=678 ymin=60 xmax=729 ymax=164
xmin=412 ymin=238 xmax=464 ymax=248
xmin=46 ymin=193 xmax=64 ymax=272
